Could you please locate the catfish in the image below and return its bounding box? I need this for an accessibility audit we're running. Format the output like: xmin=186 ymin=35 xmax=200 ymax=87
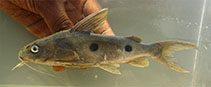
xmin=13 ymin=8 xmax=197 ymax=75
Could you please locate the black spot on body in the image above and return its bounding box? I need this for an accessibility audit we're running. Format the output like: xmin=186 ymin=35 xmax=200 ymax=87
xmin=125 ymin=45 xmax=132 ymax=52
xmin=89 ymin=43 xmax=98 ymax=51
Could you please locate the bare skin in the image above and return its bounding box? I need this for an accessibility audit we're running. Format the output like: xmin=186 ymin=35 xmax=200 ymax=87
xmin=15 ymin=9 xmax=197 ymax=75
xmin=0 ymin=0 xmax=114 ymax=37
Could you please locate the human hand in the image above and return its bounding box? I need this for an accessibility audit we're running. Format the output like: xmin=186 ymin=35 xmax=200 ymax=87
xmin=0 ymin=0 xmax=115 ymax=38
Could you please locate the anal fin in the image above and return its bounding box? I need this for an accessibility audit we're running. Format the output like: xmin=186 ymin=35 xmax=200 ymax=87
xmin=127 ymin=57 xmax=149 ymax=68
xmin=99 ymin=64 xmax=121 ymax=75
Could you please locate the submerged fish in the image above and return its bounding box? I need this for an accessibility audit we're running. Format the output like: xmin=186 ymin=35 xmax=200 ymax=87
xmin=14 ymin=8 xmax=197 ymax=75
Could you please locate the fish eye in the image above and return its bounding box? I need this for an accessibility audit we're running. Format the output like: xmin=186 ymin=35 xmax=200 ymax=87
xmin=125 ymin=45 xmax=132 ymax=52
xmin=31 ymin=45 xmax=39 ymax=53
xmin=89 ymin=43 xmax=98 ymax=51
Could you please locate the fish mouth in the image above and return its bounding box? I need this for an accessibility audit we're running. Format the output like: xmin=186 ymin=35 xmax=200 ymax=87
xmin=18 ymin=56 xmax=66 ymax=66
xmin=12 ymin=56 xmax=56 ymax=77
xmin=19 ymin=56 xmax=30 ymax=62
xmin=11 ymin=56 xmax=39 ymax=70
xmin=19 ymin=56 xmax=24 ymax=61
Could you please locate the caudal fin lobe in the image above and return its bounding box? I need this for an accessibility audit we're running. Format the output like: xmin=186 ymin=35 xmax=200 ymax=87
xmin=152 ymin=41 xmax=197 ymax=73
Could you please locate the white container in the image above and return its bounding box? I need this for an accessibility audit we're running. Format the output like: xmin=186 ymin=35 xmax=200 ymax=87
xmin=0 ymin=0 xmax=210 ymax=87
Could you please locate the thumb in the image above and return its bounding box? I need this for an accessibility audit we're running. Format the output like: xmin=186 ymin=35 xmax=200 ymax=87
xmin=36 ymin=0 xmax=74 ymax=32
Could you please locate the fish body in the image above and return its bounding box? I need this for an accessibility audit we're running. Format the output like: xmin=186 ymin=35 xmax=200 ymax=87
xmin=20 ymin=31 xmax=157 ymax=66
xmin=17 ymin=8 xmax=197 ymax=74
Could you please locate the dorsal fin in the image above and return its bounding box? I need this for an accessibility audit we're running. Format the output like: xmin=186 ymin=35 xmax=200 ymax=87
xmin=70 ymin=8 xmax=108 ymax=33
xmin=127 ymin=36 xmax=142 ymax=43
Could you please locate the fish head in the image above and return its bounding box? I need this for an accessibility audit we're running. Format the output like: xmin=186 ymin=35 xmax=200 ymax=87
xmin=18 ymin=38 xmax=54 ymax=64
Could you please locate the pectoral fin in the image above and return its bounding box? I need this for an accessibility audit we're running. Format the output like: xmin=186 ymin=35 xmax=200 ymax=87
xmin=127 ymin=57 xmax=149 ymax=68
xmin=52 ymin=66 xmax=65 ymax=72
xmin=98 ymin=64 xmax=121 ymax=75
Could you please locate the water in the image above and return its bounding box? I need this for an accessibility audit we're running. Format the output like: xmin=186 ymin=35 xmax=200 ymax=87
xmin=0 ymin=0 xmax=210 ymax=87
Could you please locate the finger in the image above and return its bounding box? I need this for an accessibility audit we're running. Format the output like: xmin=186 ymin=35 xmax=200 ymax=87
xmin=83 ymin=0 xmax=115 ymax=35
xmin=10 ymin=0 xmax=74 ymax=33
xmin=64 ymin=0 xmax=85 ymax=24
xmin=36 ymin=0 xmax=74 ymax=33
xmin=0 ymin=0 xmax=52 ymax=38
xmin=101 ymin=27 xmax=115 ymax=36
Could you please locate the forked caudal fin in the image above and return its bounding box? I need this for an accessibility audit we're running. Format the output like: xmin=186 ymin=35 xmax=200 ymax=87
xmin=152 ymin=40 xmax=198 ymax=73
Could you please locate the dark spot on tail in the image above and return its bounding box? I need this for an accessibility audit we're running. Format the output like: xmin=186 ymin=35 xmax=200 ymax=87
xmin=89 ymin=43 xmax=99 ymax=51
xmin=125 ymin=45 xmax=132 ymax=52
